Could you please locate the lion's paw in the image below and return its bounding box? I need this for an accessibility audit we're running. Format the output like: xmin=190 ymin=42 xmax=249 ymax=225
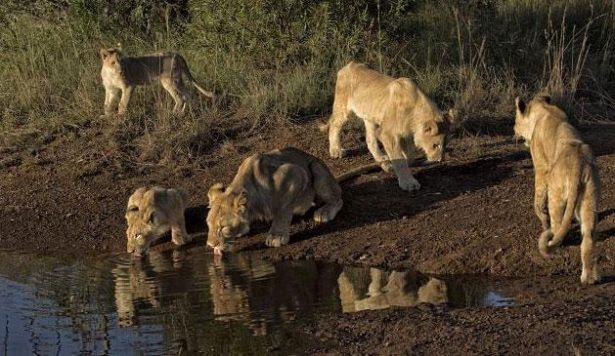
xmin=329 ymin=147 xmax=347 ymax=159
xmin=398 ymin=176 xmax=421 ymax=192
xmin=380 ymin=160 xmax=393 ymax=173
xmin=547 ymin=238 xmax=563 ymax=247
xmin=265 ymin=234 xmax=290 ymax=248
xmin=580 ymin=269 xmax=601 ymax=285
xmin=314 ymin=209 xmax=332 ymax=224
xmin=172 ymin=232 xmax=191 ymax=246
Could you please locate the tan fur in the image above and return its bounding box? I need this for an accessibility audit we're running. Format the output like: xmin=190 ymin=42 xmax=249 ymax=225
xmin=206 ymin=147 xmax=343 ymax=255
xmin=99 ymin=48 xmax=214 ymax=116
xmin=323 ymin=62 xmax=459 ymax=191
xmin=337 ymin=267 xmax=448 ymax=313
xmin=514 ymin=96 xmax=601 ymax=284
xmin=125 ymin=186 xmax=191 ymax=257
xmin=207 ymin=254 xmax=275 ymax=335
xmin=112 ymin=250 xmax=185 ymax=327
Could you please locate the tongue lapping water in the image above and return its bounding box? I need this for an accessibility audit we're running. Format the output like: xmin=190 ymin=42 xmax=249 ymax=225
xmin=0 ymin=247 xmax=513 ymax=354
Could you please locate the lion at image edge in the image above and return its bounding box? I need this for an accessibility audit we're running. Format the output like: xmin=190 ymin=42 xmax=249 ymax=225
xmin=514 ymin=95 xmax=601 ymax=285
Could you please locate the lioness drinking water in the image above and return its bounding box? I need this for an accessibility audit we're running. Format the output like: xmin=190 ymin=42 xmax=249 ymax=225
xmin=205 ymin=147 xmax=343 ymax=255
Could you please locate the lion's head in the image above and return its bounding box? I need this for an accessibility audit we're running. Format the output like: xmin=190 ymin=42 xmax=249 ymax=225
xmin=514 ymin=95 xmax=557 ymax=146
xmin=206 ymin=183 xmax=251 ymax=255
xmin=413 ymin=108 xmax=458 ymax=163
xmin=514 ymin=95 xmax=553 ymax=143
xmin=387 ymin=78 xmax=459 ymax=163
xmin=99 ymin=48 xmax=123 ymax=71
xmin=125 ymin=187 xmax=177 ymax=258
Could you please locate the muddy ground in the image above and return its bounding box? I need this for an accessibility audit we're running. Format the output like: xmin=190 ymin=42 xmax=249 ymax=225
xmin=0 ymin=119 xmax=613 ymax=354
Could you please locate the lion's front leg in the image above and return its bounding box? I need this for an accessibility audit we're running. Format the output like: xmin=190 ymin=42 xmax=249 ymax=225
xmin=265 ymin=210 xmax=293 ymax=248
xmin=103 ymin=86 xmax=120 ymax=117
xmin=118 ymin=86 xmax=134 ymax=116
xmin=171 ymin=216 xmax=191 ymax=246
xmin=381 ymin=133 xmax=420 ymax=192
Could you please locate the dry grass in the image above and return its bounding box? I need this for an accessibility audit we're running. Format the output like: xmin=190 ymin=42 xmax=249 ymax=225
xmin=0 ymin=0 xmax=613 ymax=169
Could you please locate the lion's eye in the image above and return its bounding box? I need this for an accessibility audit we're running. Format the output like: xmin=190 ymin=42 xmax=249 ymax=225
xmin=433 ymin=143 xmax=441 ymax=149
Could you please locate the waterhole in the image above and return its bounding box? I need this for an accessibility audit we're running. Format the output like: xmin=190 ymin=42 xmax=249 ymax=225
xmin=0 ymin=247 xmax=513 ymax=354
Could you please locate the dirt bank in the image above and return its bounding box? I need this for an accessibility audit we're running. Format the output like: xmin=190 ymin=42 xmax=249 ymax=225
xmin=0 ymin=119 xmax=613 ymax=353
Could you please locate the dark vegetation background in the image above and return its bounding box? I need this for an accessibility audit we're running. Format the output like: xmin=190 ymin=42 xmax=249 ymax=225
xmin=1 ymin=0 xmax=613 ymax=168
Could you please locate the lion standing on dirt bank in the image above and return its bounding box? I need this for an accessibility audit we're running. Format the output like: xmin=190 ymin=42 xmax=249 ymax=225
xmin=321 ymin=62 xmax=458 ymax=191
xmin=514 ymin=96 xmax=601 ymax=284
xmin=99 ymin=48 xmax=214 ymax=116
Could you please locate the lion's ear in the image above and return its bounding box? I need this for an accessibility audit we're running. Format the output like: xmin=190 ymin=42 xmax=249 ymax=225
xmin=422 ymin=122 xmax=436 ymax=133
xmin=234 ymin=190 xmax=248 ymax=214
xmin=515 ymin=97 xmax=526 ymax=114
xmin=538 ymin=95 xmax=552 ymax=104
xmin=208 ymin=183 xmax=225 ymax=203
xmin=100 ymin=48 xmax=110 ymax=60
xmin=445 ymin=108 xmax=460 ymax=130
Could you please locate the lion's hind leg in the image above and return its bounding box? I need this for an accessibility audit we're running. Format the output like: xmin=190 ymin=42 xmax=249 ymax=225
xmin=311 ymin=162 xmax=343 ymax=224
xmin=161 ymin=77 xmax=186 ymax=113
xmin=265 ymin=164 xmax=309 ymax=248
xmin=579 ymin=183 xmax=600 ymax=284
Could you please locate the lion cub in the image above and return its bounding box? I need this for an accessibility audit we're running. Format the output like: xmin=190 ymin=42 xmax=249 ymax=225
xmin=514 ymin=96 xmax=600 ymax=284
xmin=125 ymin=186 xmax=192 ymax=258
xmin=321 ymin=62 xmax=458 ymax=191
xmin=100 ymin=48 xmax=214 ymax=116
xmin=206 ymin=147 xmax=343 ymax=255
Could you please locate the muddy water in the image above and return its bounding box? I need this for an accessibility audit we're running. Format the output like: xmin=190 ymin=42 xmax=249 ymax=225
xmin=0 ymin=247 xmax=513 ymax=355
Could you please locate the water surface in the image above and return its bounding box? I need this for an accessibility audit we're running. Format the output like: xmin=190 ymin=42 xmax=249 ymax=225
xmin=0 ymin=247 xmax=513 ymax=355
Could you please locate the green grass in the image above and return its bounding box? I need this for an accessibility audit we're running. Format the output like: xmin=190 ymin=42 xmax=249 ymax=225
xmin=1 ymin=0 xmax=613 ymax=167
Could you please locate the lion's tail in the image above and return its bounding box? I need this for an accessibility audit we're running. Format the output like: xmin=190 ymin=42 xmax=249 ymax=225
xmin=177 ymin=55 xmax=215 ymax=99
xmin=335 ymin=162 xmax=382 ymax=183
xmin=541 ymin=152 xmax=583 ymax=256
xmin=538 ymin=229 xmax=554 ymax=257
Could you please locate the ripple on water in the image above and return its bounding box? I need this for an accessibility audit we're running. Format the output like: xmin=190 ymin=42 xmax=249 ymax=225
xmin=0 ymin=247 xmax=514 ymax=354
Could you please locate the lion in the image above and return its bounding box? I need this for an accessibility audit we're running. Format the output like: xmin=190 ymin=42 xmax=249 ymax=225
xmin=337 ymin=267 xmax=448 ymax=312
xmin=99 ymin=48 xmax=214 ymax=116
xmin=514 ymin=95 xmax=601 ymax=284
xmin=112 ymin=249 xmax=189 ymax=327
xmin=320 ymin=61 xmax=458 ymax=191
xmin=125 ymin=186 xmax=192 ymax=258
xmin=206 ymin=147 xmax=343 ymax=255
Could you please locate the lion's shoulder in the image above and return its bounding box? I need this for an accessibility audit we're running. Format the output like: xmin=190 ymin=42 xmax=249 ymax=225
xmin=127 ymin=186 xmax=185 ymax=213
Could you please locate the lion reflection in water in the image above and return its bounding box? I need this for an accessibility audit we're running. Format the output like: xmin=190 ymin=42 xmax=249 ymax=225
xmin=206 ymin=254 xmax=336 ymax=336
xmin=112 ymin=250 xmax=191 ymax=327
xmin=112 ymin=250 xmax=337 ymax=335
xmin=112 ymin=251 xmax=451 ymax=334
xmin=337 ymin=267 xmax=448 ymax=312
